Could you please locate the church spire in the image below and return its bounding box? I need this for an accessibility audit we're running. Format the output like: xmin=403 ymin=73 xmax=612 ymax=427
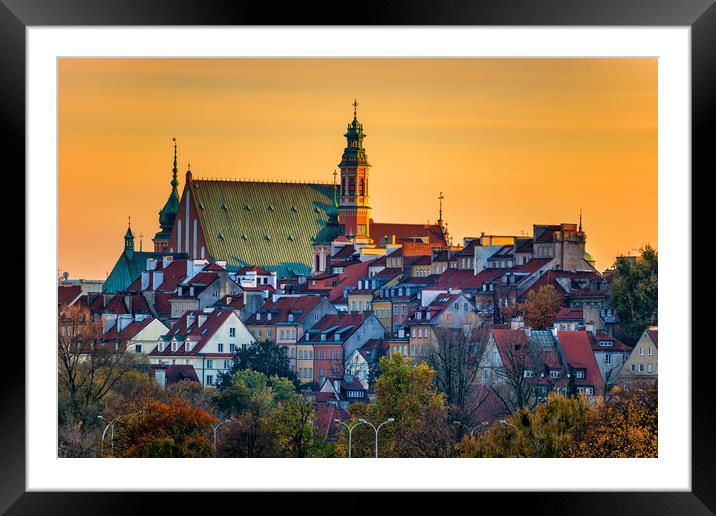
xmin=579 ymin=208 xmax=583 ymax=232
xmin=124 ymin=216 xmax=135 ymax=254
xmin=171 ymin=137 xmax=179 ymax=194
xmin=438 ymin=191 xmax=444 ymax=227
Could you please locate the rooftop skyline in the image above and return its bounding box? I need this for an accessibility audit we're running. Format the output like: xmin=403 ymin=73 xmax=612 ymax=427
xmin=58 ymin=58 xmax=657 ymax=279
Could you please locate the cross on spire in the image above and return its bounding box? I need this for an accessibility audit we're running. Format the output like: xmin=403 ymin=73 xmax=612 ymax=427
xmin=438 ymin=191 xmax=444 ymax=224
xmin=352 ymin=98 xmax=359 ymax=118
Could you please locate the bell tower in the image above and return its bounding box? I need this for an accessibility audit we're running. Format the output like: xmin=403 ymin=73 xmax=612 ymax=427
xmin=338 ymin=99 xmax=371 ymax=239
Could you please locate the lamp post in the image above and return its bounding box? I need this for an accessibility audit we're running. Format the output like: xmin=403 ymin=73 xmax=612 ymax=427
xmin=358 ymin=418 xmax=394 ymax=458
xmin=335 ymin=419 xmax=365 ymax=458
xmin=101 ymin=412 xmax=138 ymax=457
xmin=212 ymin=419 xmax=233 ymax=457
xmin=453 ymin=420 xmax=484 ymax=437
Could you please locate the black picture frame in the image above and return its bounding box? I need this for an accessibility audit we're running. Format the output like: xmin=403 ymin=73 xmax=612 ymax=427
xmin=4 ymin=0 xmax=711 ymax=513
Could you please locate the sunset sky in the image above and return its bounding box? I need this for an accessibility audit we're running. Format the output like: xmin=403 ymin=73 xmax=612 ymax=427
xmin=58 ymin=58 xmax=657 ymax=279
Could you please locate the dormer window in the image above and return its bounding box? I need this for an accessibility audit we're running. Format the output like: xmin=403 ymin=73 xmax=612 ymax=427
xmin=334 ymin=334 xmax=341 ymax=341
xmin=159 ymin=342 xmax=165 ymax=352
xmin=171 ymin=341 xmax=177 ymax=352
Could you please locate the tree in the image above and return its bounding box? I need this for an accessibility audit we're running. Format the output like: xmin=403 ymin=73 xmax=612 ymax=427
xmin=341 ymin=354 xmax=453 ymax=458
xmin=423 ymin=325 xmax=486 ymax=423
xmin=216 ymin=340 xmax=295 ymax=389
xmin=274 ymin=394 xmax=316 ymax=458
xmin=489 ymin=332 xmax=541 ymax=414
xmin=521 ymin=285 xmax=561 ymax=330
xmin=457 ymin=393 xmax=589 ymax=458
xmin=112 ymin=397 xmax=217 ymax=458
xmin=610 ymin=245 xmax=658 ymax=344
xmin=57 ymin=305 xmax=139 ymax=425
xmin=213 ymin=370 xmax=319 ymax=457
xmin=571 ymin=382 xmax=657 ymax=458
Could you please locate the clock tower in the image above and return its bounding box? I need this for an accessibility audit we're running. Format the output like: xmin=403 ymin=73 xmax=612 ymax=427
xmin=338 ymin=99 xmax=371 ymax=239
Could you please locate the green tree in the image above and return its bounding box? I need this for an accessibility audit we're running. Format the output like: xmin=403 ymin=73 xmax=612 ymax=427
xmin=216 ymin=340 xmax=296 ymax=389
xmin=340 ymin=354 xmax=453 ymax=458
xmin=457 ymin=393 xmax=589 ymax=458
xmin=610 ymin=245 xmax=658 ymax=344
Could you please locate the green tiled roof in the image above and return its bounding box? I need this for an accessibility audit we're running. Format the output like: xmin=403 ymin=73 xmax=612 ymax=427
xmin=191 ymin=179 xmax=335 ymax=277
xmin=103 ymin=250 xmax=187 ymax=293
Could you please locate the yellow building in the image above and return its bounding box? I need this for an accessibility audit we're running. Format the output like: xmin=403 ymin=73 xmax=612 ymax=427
xmin=371 ymin=298 xmax=392 ymax=333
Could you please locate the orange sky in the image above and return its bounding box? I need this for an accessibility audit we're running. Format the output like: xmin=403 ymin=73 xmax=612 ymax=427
xmin=58 ymin=58 xmax=657 ymax=279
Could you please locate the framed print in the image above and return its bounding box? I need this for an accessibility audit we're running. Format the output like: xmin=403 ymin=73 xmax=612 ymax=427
xmin=4 ymin=0 xmax=713 ymax=513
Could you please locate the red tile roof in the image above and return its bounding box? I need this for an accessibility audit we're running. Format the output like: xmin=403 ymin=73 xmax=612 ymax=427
xmin=237 ymin=265 xmax=272 ymax=275
xmin=557 ymin=331 xmax=605 ymax=396
xmin=429 ymin=268 xmax=506 ymax=291
xmin=156 ymin=260 xmax=191 ymax=291
xmin=370 ymin=220 xmax=447 ymax=246
xmin=314 ymin=402 xmax=350 ymax=439
xmin=165 ymin=365 xmax=200 ymax=385
xmin=215 ymin=294 xmax=246 ymax=310
xmin=151 ymin=308 xmax=239 ymax=356
xmin=646 ymin=328 xmax=658 ymax=347
xmin=245 ymin=295 xmax=322 ymax=325
xmin=154 ymin=291 xmax=173 ymax=317
xmin=590 ymin=331 xmax=632 ymax=352
xmin=554 ymin=308 xmax=584 ymax=321
xmin=101 ymin=316 xmax=156 ymax=342
xmin=299 ymin=313 xmax=371 ymax=344
xmin=58 ymin=285 xmax=83 ymax=307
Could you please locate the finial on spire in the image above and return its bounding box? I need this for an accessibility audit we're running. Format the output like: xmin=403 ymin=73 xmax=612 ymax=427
xmin=332 ymin=169 xmax=337 ymax=186
xmin=128 ymin=215 xmax=131 ymax=228
xmin=170 ymin=137 xmax=179 ymax=192
xmin=438 ymin=191 xmax=444 ymax=225
xmin=352 ymin=98 xmax=359 ymax=119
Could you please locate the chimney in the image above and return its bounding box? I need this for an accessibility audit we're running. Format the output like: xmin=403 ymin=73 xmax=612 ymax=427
xmin=226 ymin=296 xmax=232 ymax=305
xmin=146 ymin=258 xmax=157 ymax=271
xmin=141 ymin=271 xmax=150 ymax=291
xmin=152 ymin=271 xmax=164 ymax=291
xmin=585 ymin=321 xmax=596 ymax=335
xmin=162 ymin=255 xmax=173 ymax=268
xmin=197 ymin=314 xmax=207 ymax=327
xmin=123 ymin=295 xmax=132 ymax=313
xmin=153 ymin=365 xmax=167 ymax=388
xmin=102 ymin=313 xmax=118 ymax=333
xmin=186 ymin=313 xmax=196 ymax=328
xmin=118 ymin=313 xmax=133 ymax=332
xmin=333 ymin=378 xmax=341 ymax=392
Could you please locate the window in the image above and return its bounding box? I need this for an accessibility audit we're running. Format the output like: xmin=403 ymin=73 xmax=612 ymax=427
xmin=319 ymin=368 xmax=325 ymax=378
xmin=314 ymin=312 xmax=319 ymax=321
xmin=524 ymin=370 xmax=533 ymax=378
xmin=229 ymin=328 xmax=236 ymax=337
xmin=394 ymin=306 xmax=399 ymax=316
xmin=402 ymin=305 xmax=406 ymax=315
xmin=217 ymin=343 xmax=224 ymax=352
xmin=171 ymin=342 xmax=177 ymax=352
xmin=605 ymin=354 xmax=612 ymax=365
xmin=223 ymin=360 xmax=230 ymax=369
xmin=207 ymin=360 xmax=213 ymax=369
xmin=257 ymin=330 xmax=262 ymax=338
xmin=575 ymin=370 xmax=585 ymax=379
xmin=648 ymin=363 xmax=653 ymax=373
xmin=351 ymin=301 xmax=356 ymax=311
xmin=631 ymin=364 xmax=636 ymax=372
xmin=585 ymin=387 xmax=594 ymax=395
xmin=230 ymin=343 xmax=236 ymax=353
xmin=135 ymin=344 xmax=142 ymax=353
xmin=550 ymin=370 xmax=560 ymax=379
xmin=639 ymin=363 xmax=644 ymax=372
xmin=639 ymin=347 xmax=644 ymax=356
xmin=266 ymin=329 xmax=272 ymax=338
xmin=648 ymin=347 xmax=653 ymax=356
xmin=206 ymin=375 xmax=214 ymax=385
xmin=309 ymin=350 xmax=313 ymax=359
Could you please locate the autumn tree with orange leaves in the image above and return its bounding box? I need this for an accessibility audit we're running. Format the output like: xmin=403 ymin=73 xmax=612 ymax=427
xmin=504 ymin=285 xmax=561 ymax=330
xmin=110 ymin=398 xmax=218 ymax=458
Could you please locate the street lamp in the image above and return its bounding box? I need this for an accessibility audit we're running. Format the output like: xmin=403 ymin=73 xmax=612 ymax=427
xmin=212 ymin=419 xmax=233 ymax=457
xmin=453 ymin=420 xmax=484 ymax=437
xmin=359 ymin=418 xmax=395 ymax=458
xmin=335 ymin=419 xmax=365 ymax=458
xmin=101 ymin=412 xmax=139 ymax=457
